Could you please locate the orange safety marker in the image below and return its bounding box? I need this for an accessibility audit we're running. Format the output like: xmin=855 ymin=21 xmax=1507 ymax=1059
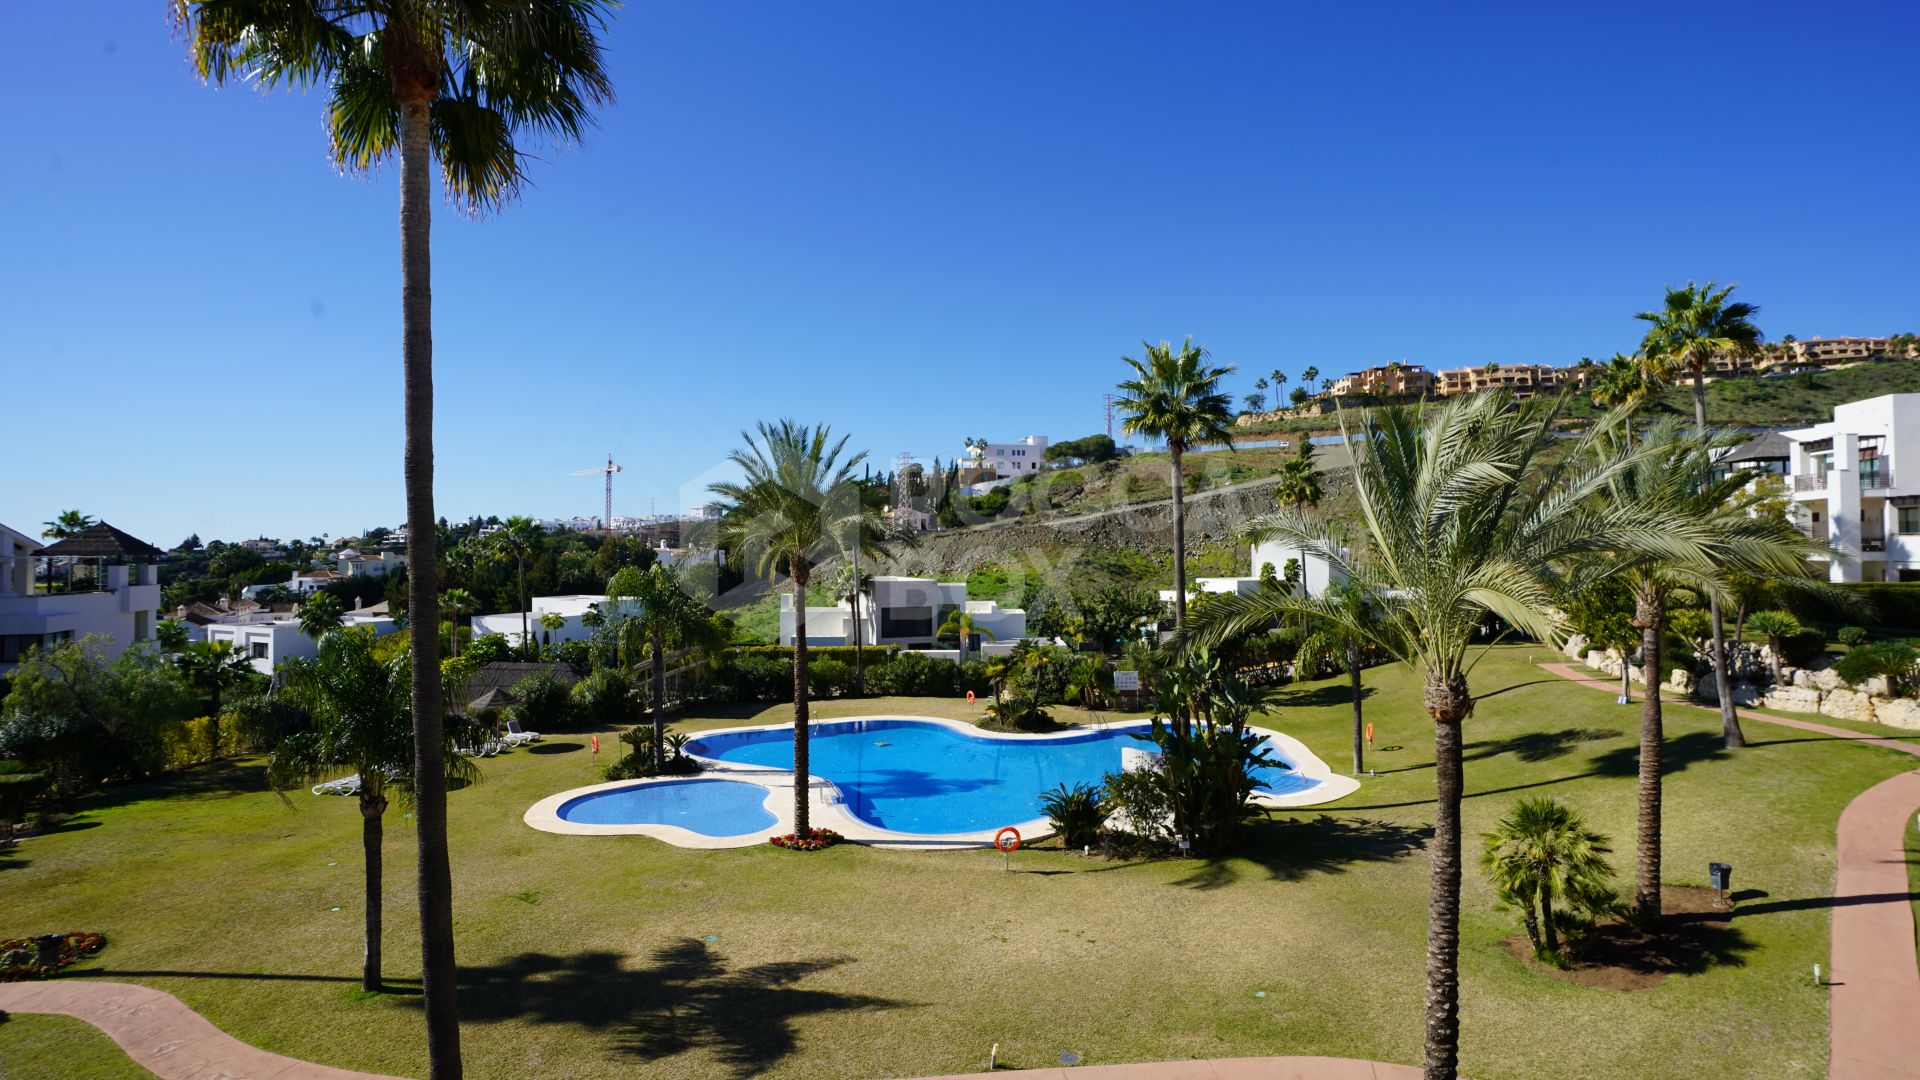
xmin=965 ymin=690 xmax=976 ymax=704
xmin=994 ymin=826 xmax=1021 ymax=852
xmin=590 ymin=735 xmax=600 ymax=755
xmin=1364 ymin=723 xmax=1374 ymax=745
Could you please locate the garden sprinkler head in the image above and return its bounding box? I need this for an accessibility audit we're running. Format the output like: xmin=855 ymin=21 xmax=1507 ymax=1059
xmin=1814 ymin=962 xmax=1822 ymax=986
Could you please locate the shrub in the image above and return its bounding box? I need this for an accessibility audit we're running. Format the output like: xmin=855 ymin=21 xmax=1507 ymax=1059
xmin=464 ymin=633 xmax=513 ymax=665
xmin=864 ymin=651 xmax=958 ymax=697
xmin=0 ymin=931 xmax=106 ymax=982
xmin=1837 ymin=626 xmax=1872 ymax=647
xmin=981 ymin=693 xmax=1051 ymax=731
xmin=0 ymin=770 xmax=50 ymax=846
xmin=0 ymin=639 xmax=197 ymax=792
xmin=509 ymin=672 xmax=575 ymax=731
xmin=605 ymin=724 xmax=703 ymax=779
xmin=769 ymin=828 xmax=842 ymax=851
xmin=570 ymin=669 xmax=635 ymax=728
xmin=1832 ymin=640 xmax=1920 ymax=695
xmin=1040 ymin=782 xmax=1107 ymax=848
xmin=1481 ymin=796 xmax=1619 ymax=963
xmin=1101 ymin=763 xmax=1176 ymax=847
xmin=1780 ymin=629 xmax=1826 ymax=669
xmin=713 ymin=653 xmax=792 ymax=702
xmin=807 ymin=657 xmax=854 ymax=698
xmin=224 ymin=693 xmax=313 ymax=753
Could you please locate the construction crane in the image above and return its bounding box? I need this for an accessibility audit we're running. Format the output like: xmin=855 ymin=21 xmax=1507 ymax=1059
xmin=569 ymin=454 xmax=623 ymax=535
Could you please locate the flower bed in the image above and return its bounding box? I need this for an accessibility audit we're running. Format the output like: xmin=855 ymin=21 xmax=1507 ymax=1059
xmin=769 ymin=829 xmax=843 ymax=852
xmin=0 ymin=931 xmax=106 ymax=982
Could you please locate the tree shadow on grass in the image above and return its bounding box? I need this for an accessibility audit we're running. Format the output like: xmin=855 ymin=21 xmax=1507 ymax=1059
xmin=1270 ymin=683 xmax=1376 ymax=710
xmin=72 ymin=757 xmax=271 ymax=814
xmin=1587 ymin=731 xmax=1729 ymax=778
xmin=525 ymin=742 xmax=583 ymax=755
xmin=1378 ymin=727 xmax=1620 ymax=775
xmin=443 ymin=940 xmax=909 ymax=1076
xmin=1172 ymin=814 xmax=1431 ymax=890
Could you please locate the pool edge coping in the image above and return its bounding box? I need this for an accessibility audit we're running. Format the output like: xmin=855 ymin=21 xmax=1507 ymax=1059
xmin=523 ymin=713 xmax=1361 ymax=850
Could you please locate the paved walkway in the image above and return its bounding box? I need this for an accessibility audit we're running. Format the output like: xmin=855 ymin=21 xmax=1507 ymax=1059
xmin=915 ymin=1056 xmax=1418 ymax=1079
xmin=0 ymin=979 xmax=402 ymax=1080
xmin=1538 ymin=661 xmax=1920 ymax=1079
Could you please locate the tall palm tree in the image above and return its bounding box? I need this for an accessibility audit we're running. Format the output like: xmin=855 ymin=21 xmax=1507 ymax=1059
xmin=1589 ymin=352 xmax=1657 ymax=415
xmin=1114 ymin=339 xmax=1237 ymax=627
xmin=1637 ymin=282 xmax=1764 ymax=750
xmin=174 ymin=4 xmax=616 ymax=1070
xmin=1293 ymin=582 xmax=1380 ymax=774
xmin=1481 ymin=796 xmax=1617 ymax=959
xmin=1177 ymin=392 xmax=1705 ymax=1079
xmin=709 ymin=421 xmax=878 ymax=839
xmin=936 ymin=608 xmax=996 ymax=663
xmin=40 ymin=510 xmax=94 ymax=540
xmin=440 ymin=588 xmax=478 ymax=658
xmin=297 ymin=591 xmax=347 ymax=641
xmin=608 ymin=564 xmax=711 ymax=770
xmin=490 ymin=516 xmax=543 ymax=659
xmin=1272 ymin=456 xmax=1323 ymax=512
xmin=270 ymin=631 xmax=475 ymax=993
xmin=1300 ymin=365 xmax=1319 ymax=394
xmin=1269 ymin=369 xmax=1287 ymax=396
xmin=178 ymin=639 xmax=256 ymax=756
xmin=1589 ymin=418 xmax=1819 ymax=920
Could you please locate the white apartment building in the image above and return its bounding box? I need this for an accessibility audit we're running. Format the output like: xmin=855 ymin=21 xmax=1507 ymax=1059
xmin=335 ymin=549 xmax=406 ymax=578
xmin=203 ymin=611 xmax=398 ymax=674
xmin=0 ymin=520 xmax=165 ymax=672
xmin=1157 ymin=539 xmax=1348 ymax=612
xmin=779 ymin=576 xmax=1029 ymax=657
xmin=1783 ymin=393 xmax=1920 ymax=583
xmin=965 ymin=435 xmax=1048 ymax=475
xmin=471 ymin=594 xmax=624 ymax=648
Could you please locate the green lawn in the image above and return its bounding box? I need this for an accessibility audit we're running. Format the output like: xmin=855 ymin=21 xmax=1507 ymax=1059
xmin=0 ymin=1013 xmax=152 ymax=1079
xmin=0 ymin=647 xmax=1911 ymax=1079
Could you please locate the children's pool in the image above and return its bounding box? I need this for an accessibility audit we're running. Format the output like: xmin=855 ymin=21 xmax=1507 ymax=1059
xmin=556 ymin=778 xmax=776 ymax=836
xmin=683 ymin=718 xmax=1313 ymax=835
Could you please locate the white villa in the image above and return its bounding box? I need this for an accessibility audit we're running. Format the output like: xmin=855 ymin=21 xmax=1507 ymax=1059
xmin=1783 ymin=392 xmax=1920 ymax=582
xmin=471 ymin=594 xmax=623 ymax=648
xmin=203 ymin=610 xmax=398 ymax=674
xmin=336 ymin=549 xmax=406 ymax=578
xmin=1158 ymin=539 xmax=1349 ymax=612
xmin=966 ymin=435 xmax=1048 ymax=476
xmin=779 ymin=575 xmax=1029 ymax=657
xmin=0 ymin=520 xmax=165 ymax=673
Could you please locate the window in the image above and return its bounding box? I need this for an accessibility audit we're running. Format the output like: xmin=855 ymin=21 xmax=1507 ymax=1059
xmin=878 ymin=607 xmax=934 ymax=639
xmin=1900 ymin=507 xmax=1920 ymax=535
xmin=250 ymin=641 xmax=270 ymax=660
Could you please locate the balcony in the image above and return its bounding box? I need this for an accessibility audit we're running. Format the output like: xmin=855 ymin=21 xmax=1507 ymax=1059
xmin=1861 ymin=470 xmax=1894 ymax=491
xmin=1862 ymin=534 xmax=1888 ymax=553
xmin=1794 ymin=473 xmax=1826 ymax=492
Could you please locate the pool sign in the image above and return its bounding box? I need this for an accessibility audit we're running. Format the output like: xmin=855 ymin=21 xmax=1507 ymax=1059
xmin=1112 ymin=670 xmax=1140 ymax=692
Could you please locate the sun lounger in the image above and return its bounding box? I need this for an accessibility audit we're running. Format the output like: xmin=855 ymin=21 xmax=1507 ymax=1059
xmin=311 ymin=775 xmax=360 ymax=797
xmin=504 ymin=720 xmax=541 ymax=746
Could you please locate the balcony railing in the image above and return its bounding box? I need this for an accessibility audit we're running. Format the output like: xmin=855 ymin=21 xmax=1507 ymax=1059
xmin=1861 ymin=470 xmax=1893 ymax=490
xmin=1794 ymin=473 xmax=1825 ymax=492
xmin=1862 ymin=534 xmax=1888 ymax=553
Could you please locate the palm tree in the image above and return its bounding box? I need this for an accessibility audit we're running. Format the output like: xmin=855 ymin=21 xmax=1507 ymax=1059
xmin=178 ymin=640 xmax=256 ymax=756
xmin=174 ymin=5 xmax=615 ymax=1067
xmin=1591 ymin=418 xmax=1818 ymax=920
xmin=831 ymin=561 xmax=875 ymax=691
xmin=1243 ymin=392 xmax=1266 ymax=413
xmin=1300 ymin=365 xmax=1320 ymax=394
xmin=1637 ymin=282 xmax=1765 ymax=750
xmin=490 ymin=516 xmax=543 ymax=659
xmin=40 ymin=510 xmax=94 ymax=540
xmin=297 ymin=592 xmax=346 ymax=641
xmin=1272 ymin=456 xmax=1323 ymax=512
xmin=709 ymin=420 xmax=878 ymax=839
xmin=1294 ymin=582 xmax=1380 ymax=774
xmin=538 ymin=611 xmax=566 ymax=652
xmin=1589 ymin=353 xmax=1657 ymax=415
xmin=608 ymin=564 xmax=711 ymax=770
xmin=440 ymin=588 xmax=478 ymax=658
xmin=1269 ymin=369 xmax=1287 ymax=396
xmin=270 ymin=631 xmax=474 ymax=993
xmin=1176 ymin=392 xmax=1706 ymax=1079
xmin=1482 ymin=797 xmax=1618 ymax=959
xmin=1744 ymin=610 xmax=1805 ymax=687
xmin=1114 ymin=339 xmax=1237 ymax=627
xmin=936 ymin=608 xmax=996 ymax=663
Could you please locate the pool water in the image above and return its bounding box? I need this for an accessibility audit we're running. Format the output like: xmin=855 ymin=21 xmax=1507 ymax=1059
xmin=685 ymin=719 xmax=1310 ymax=835
xmin=557 ymin=778 xmax=777 ymax=835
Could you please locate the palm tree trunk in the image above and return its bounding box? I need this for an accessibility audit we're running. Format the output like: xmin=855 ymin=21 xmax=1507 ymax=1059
xmin=1348 ymin=646 xmax=1364 ymax=775
xmin=1520 ymin=901 xmax=1541 ymax=953
xmin=1689 ymin=368 xmax=1746 ymax=749
xmin=1170 ymin=444 xmax=1188 ymax=629
xmin=1633 ymin=592 xmax=1664 ymax=921
xmin=518 ymin=559 xmax=529 ymax=660
xmin=1423 ymin=670 xmax=1471 ymax=1080
xmin=851 ymin=588 xmax=863 ymax=694
xmin=360 ymin=789 xmax=387 ymax=992
xmin=1538 ymin=873 xmax=1558 ymax=956
xmin=792 ymin=569 xmax=812 ymax=837
xmin=651 ymin=621 xmax=667 ymax=772
xmin=395 ymin=80 xmax=463 ymax=1079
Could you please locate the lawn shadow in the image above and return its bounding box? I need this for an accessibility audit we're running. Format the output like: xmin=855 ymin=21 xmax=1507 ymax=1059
xmin=1270 ymin=683 xmax=1377 ymax=710
xmin=1172 ymin=814 xmax=1431 ymax=890
xmin=1729 ymin=891 xmax=1920 ymax=918
xmin=525 ymin=742 xmax=583 ymax=755
xmin=443 ymin=940 xmax=909 ymax=1077
xmin=73 ymin=757 xmax=271 ymax=814
xmin=1588 ymin=731 xmax=1729 ymax=778
xmin=1378 ymin=726 xmax=1619 ymax=776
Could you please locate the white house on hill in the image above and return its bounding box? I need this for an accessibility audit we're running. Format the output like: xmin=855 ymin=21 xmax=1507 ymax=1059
xmin=779 ymin=575 xmax=1029 ymax=658
xmin=0 ymin=520 xmax=165 ymax=672
xmin=1157 ymin=539 xmax=1349 ymax=613
xmin=471 ymin=594 xmax=621 ymax=648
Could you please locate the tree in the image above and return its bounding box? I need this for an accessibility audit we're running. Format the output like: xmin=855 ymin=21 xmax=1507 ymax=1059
xmin=0 ymin=637 xmax=198 ymax=792
xmin=175 ymin=533 xmax=204 ymax=553
xmin=440 ymin=588 xmax=478 ymax=658
xmin=1242 ymin=392 xmax=1266 ymax=413
xmin=40 ymin=510 xmax=94 ymax=540
xmin=1290 ymin=386 xmax=1311 ymax=407
xmin=1176 ymin=392 xmax=1706 ymax=1079
xmin=1637 ymin=281 xmax=1765 ymax=751
xmin=1589 ymin=353 xmax=1657 ymax=415
xmin=297 ymin=591 xmax=347 ymax=642
xmin=155 ymin=618 xmax=191 ymax=654
xmin=1300 ymin=365 xmax=1320 ymax=394
xmin=1114 ymin=338 xmax=1237 ymax=628
xmin=490 ymin=517 xmax=544 ymax=660
xmin=830 ymin=561 xmax=875 ymax=690
xmin=178 ymin=640 xmax=258 ymax=756
xmin=936 ymin=608 xmax=995 ymax=663
xmin=1744 ymin=610 xmax=1805 ymax=686
xmin=271 ymin=631 xmax=474 ymax=994
xmin=1590 ymin=419 xmax=1816 ymax=920
xmin=1273 ymin=456 xmax=1323 ymax=512
xmin=539 ymin=611 xmax=566 ymax=651
xmin=174 ymin=4 xmax=615 ymax=1069
xmin=709 ymin=420 xmax=877 ymax=840
xmin=1833 ymin=640 xmax=1919 ymax=696
xmin=1482 ymin=797 xmax=1618 ymax=960
xmin=1269 ymin=369 xmax=1287 ymax=395
xmin=1294 ymin=582 xmax=1381 ymax=774
xmin=608 ymin=564 xmax=713 ymax=770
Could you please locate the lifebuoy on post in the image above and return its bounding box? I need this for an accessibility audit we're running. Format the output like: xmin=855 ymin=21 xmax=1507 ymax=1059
xmin=1364 ymin=723 xmax=1374 ymax=745
xmin=966 ymin=690 xmax=976 ymax=705
xmin=591 ymin=735 xmax=600 ymax=755
xmin=994 ymin=827 xmax=1021 ymax=853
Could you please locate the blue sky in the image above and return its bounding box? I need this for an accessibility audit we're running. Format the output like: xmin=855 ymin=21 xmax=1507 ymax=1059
xmin=3 ymin=1 xmax=1916 ymax=547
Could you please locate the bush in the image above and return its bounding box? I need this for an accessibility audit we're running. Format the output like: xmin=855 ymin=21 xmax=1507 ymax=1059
xmin=1102 ymin=762 xmax=1176 ymax=847
xmin=570 ymin=668 xmax=635 ymax=728
xmin=224 ymin=693 xmax=312 ymax=753
xmin=807 ymin=657 xmax=854 ymax=698
xmin=713 ymin=653 xmax=792 ymax=702
xmin=604 ymin=724 xmax=703 ymax=779
xmin=1837 ymin=626 xmax=1872 ymax=647
xmin=864 ymin=652 xmax=958 ymax=697
xmin=1832 ymin=640 xmax=1920 ymax=695
xmin=0 ymin=931 xmax=106 ymax=982
xmin=464 ymin=633 xmax=513 ymax=665
xmin=1040 ymin=782 xmax=1107 ymax=848
xmin=157 ymin=716 xmax=245 ymax=768
xmin=1780 ymin=629 xmax=1826 ymax=669
xmin=981 ymin=693 xmax=1051 ymax=731
xmin=0 ymin=770 xmax=50 ymax=846
xmin=509 ymin=672 xmax=575 ymax=731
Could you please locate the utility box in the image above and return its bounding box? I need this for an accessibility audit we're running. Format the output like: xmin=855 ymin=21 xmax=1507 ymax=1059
xmin=1708 ymin=862 xmax=1732 ymax=892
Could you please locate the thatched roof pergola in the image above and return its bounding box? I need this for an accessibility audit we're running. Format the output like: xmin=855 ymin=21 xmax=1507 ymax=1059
xmin=34 ymin=522 xmax=165 ymax=561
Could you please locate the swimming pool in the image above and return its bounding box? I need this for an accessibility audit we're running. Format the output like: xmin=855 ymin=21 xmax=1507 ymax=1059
xmin=684 ymin=718 xmax=1316 ymax=835
xmin=555 ymin=778 xmax=776 ymax=836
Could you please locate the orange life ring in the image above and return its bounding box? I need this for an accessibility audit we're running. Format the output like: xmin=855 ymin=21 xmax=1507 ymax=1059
xmin=1364 ymin=723 xmax=1374 ymax=743
xmin=591 ymin=735 xmax=601 ymax=755
xmin=994 ymin=826 xmax=1021 ymax=853
xmin=966 ymin=690 xmax=976 ymax=704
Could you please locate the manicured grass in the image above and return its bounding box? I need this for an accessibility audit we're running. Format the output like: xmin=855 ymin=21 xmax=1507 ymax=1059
xmin=0 ymin=647 xmax=1910 ymax=1079
xmin=0 ymin=1013 xmax=152 ymax=1079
